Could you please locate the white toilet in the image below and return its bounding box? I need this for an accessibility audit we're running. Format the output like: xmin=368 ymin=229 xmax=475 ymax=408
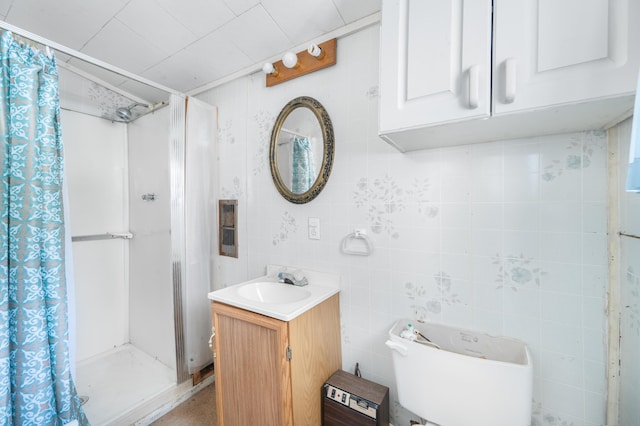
xmin=386 ymin=319 xmax=533 ymax=426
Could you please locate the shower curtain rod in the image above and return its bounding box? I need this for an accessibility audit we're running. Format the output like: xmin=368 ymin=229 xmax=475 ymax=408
xmin=57 ymin=60 xmax=152 ymax=106
xmin=281 ymin=128 xmax=311 ymax=139
xmin=0 ymin=20 xmax=181 ymax=96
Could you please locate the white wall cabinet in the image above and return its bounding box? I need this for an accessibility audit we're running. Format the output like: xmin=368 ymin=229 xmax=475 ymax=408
xmin=378 ymin=0 xmax=493 ymax=130
xmin=379 ymin=0 xmax=640 ymax=151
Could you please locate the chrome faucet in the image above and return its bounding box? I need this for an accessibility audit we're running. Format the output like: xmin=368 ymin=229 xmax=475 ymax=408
xmin=278 ymin=271 xmax=309 ymax=286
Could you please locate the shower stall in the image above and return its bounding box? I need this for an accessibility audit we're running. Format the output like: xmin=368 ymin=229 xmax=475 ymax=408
xmin=62 ymin=94 xmax=217 ymax=424
xmin=0 ymin=22 xmax=222 ymax=424
xmin=63 ymin=106 xmax=172 ymax=425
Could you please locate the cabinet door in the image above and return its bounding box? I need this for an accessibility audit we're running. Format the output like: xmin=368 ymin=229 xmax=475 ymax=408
xmin=379 ymin=0 xmax=492 ymax=134
xmin=289 ymin=294 xmax=342 ymax=425
xmin=212 ymin=303 xmax=293 ymax=426
xmin=493 ymin=0 xmax=640 ymax=114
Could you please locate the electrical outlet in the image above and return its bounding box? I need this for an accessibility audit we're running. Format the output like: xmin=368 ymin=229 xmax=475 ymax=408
xmin=308 ymin=217 xmax=320 ymax=240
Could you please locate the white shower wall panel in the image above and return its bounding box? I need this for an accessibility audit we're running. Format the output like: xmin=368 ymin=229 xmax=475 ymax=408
xmin=128 ymin=108 xmax=175 ymax=370
xmin=62 ymin=111 xmax=127 ymax=235
xmin=72 ymin=241 xmax=129 ymax=361
xmin=128 ymin=110 xmax=171 ymax=235
xmin=62 ymin=110 xmax=130 ymax=360
xmin=128 ymin=232 xmax=174 ymax=369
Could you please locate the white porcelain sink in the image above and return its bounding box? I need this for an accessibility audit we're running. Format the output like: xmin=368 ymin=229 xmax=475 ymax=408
xmin=236 ymin=282 xmax=311 ymax=304
xmin=208 ymin=265 xmax=340 ymax=321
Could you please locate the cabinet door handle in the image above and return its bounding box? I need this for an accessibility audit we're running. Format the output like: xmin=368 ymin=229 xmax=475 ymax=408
xmin=208 ymin=327 xmax=215 ymax=350
xmin=468 ymin=65 xmax=480 ymax=109
xmin=504 ymin=58 xmax=517 ymax=104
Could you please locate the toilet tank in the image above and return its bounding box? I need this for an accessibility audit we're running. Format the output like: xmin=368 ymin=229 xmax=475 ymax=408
xmin=386 ymin=319 xmax=533 ymax=426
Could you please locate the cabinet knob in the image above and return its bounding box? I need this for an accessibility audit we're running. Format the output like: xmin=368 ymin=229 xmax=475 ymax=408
xmin=468 ymin=65 xmax=480 ymax=109
xmin=504 ymin=58 xmax=517 ymax=104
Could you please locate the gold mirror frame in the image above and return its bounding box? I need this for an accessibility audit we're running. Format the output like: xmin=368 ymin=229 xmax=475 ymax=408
xmin=269 ymin=96 xmax=334 ymax=204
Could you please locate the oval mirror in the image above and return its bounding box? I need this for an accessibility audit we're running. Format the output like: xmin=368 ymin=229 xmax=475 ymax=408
xmin=269 ymin=96 xmax=334 ymax=204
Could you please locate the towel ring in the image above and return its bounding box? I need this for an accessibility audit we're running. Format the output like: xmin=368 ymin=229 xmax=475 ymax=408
xmin=341 ymin=230 xmax=373 ymax=256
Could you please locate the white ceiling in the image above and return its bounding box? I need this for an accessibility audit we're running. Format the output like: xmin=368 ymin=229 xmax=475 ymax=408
xmin=0 ymin=0 xmax=381 ymax=100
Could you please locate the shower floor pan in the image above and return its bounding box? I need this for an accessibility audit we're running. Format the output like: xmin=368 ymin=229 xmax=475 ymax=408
xmin=75 ymin=344 xmax=176 ymax=425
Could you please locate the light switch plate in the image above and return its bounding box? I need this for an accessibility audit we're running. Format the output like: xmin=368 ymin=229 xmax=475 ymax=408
xmin=308 ymin=217 xmax=320 ymax=240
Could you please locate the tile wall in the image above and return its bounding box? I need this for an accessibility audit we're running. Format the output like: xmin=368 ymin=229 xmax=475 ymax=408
xmin=199 ymin=25 xmax=609 ymax=426
xmin=616 ymin=118 xmax=640 ymax=425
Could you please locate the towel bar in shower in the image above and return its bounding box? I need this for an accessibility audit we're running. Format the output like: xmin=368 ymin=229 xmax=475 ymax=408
xmin=71 ymin=232 xmax=134 ymax=242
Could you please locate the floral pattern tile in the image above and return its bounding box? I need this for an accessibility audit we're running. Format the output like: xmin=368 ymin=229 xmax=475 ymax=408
xmin=542 ymin=131 xmax=606 ymax=181
xmin=272 ymin=211 xmax=296 ymax=246
xmin=341 ymin=323 xmax=350 ymax=345
xmin=366 ymin=85 xmax=379 ymax=99
xmin=221 ymin=176 xmax=243 ymax=199
xmin=626 ymin=266 xmax=640 ymax=336
xmin=252 ymin=110 xmax=274 ymax=176
xmin=541 ymin=414 xmax=575 ymax=426
xmin=218 ymin=119 xmax=235 ymax=145
xmin=404 ymin=280 xmax=429 ymax=319
xmin=404 ymin=272 xmax=463 ymax=320
xmin=494 ymin=253 xmax=545 ymax=291
xmin=353 ymin=176 xmax=438 ymax=239
xmin=531 ymin=400 xmax=577 ymax=426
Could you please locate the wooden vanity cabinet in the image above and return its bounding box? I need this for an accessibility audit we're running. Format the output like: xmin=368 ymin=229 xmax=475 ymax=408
xmin=211 ymin=294 xmax=341 ymax=426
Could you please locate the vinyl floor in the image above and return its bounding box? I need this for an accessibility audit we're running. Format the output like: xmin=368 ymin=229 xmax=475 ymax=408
xmin=150 ymin=381 xmax=217 ymax=425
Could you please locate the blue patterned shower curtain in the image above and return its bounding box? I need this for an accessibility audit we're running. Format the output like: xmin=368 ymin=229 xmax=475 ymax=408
xmin=291 ymin=136 xmax=315 ymax=194
xmin=0 ymin=31 xmax=88 ymax=425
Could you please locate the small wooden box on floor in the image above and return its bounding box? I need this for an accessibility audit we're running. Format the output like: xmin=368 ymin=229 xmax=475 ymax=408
xmin=322 ymin=370 xmax=389 ymax=426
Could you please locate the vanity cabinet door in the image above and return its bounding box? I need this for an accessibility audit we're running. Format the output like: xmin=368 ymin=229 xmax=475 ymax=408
xmin=289 ymin=294 xmax=342 ymax=425
xmin=212 ymin=302 xmax=293 ymax=426
xmin=379 ymin=0 xmax=492 ymax=135
xmin=492 ymin=0 xmax=640 ymax=115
